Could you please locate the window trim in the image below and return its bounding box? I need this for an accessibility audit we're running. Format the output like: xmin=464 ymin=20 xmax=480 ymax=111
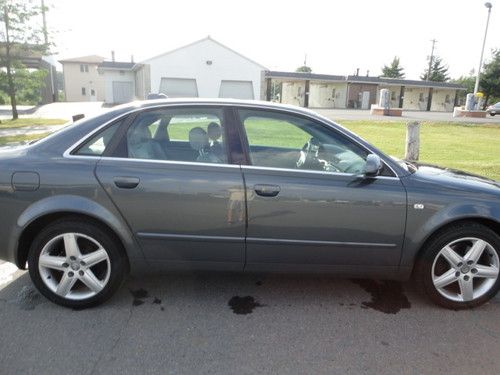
xmin=233 ymin=106 xmax=398 ymax=178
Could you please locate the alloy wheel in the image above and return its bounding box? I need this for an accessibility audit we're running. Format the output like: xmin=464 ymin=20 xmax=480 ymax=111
xmin=38 ymin=232 xmax=111 ymax=300
xmin=431 ymin=237 xmax=499 ymax=302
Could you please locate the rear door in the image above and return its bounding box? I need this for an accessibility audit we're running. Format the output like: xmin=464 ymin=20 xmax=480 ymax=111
xmin=236 ymin=108 xmax=407 ymax=272
xmin=94 ymin=105 xmax=246 ymax=271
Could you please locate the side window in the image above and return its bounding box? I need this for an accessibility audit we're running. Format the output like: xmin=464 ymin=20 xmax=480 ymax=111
xmin=239 ymin=109 xmax=369 ymax=174
xmin=121 ymin=107 xmax=227 ymax=164
xmin=74 ymin=121 xmax=122 ymax=156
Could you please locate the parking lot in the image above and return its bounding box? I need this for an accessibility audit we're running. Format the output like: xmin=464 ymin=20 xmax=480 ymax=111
xmin=1 ymin=260 xmax=499 ymax=374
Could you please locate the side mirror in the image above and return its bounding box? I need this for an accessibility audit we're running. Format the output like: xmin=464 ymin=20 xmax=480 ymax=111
xmin=364 ymin=154 xmax=382 ymax=176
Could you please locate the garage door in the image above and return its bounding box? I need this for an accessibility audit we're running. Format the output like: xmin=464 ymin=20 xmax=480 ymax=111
xmin=159 ymin=78 xmax=199 ymax=97
xmin=112 ymin=81 xmax=134 ymax=104
xmin=219 ymin=80 xmax=254 ymax=99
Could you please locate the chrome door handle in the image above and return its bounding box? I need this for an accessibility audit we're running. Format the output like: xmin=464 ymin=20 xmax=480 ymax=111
xmin=254 ymin=184 xmax=280 ymax=197
xmin=113 ymin=177 xmax=140 ymax=189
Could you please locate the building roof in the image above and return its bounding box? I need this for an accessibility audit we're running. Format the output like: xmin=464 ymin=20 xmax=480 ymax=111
xmin=58 ymin=55 xmax=105 ymax=64
xmin=348 ymin=75 xmax=465 ymax=89
xmin=142 ymin=36 xmax=268 ymax=70
xmin=98 ymin=61 xmax=137 ymax=70
xmin=266 ymin=71 xmax=465 ymax=90
xmin=266 ymin=71 xmax=346 ymax=81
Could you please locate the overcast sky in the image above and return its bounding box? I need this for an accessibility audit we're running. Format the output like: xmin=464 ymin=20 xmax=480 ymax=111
xmin=48 ymin=0 xmax=499 ymax=79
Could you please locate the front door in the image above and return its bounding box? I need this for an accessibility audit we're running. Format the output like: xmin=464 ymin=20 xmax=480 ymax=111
xmin=236 ymin=108 xmax=407 ymax=272
xmin=95 ymin=106 xmax=245 ymax=271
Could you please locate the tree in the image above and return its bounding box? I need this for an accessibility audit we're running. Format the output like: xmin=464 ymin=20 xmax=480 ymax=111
xmin=0 ymin=0 xmax=47 ymax=119
xmin=420 ymin=56 xmax=450 ymax=82
xmin=479 ymin=49 xmax=500 ymax=108
xmin=380 ymin=56 xmax=405 ymax=78
xmin=452 ymin=69 xmax=475 ymax=93
xmin=296 ymin=65 xmax=312 ymax=73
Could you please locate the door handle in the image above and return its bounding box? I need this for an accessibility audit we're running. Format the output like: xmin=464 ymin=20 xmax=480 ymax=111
xmin=113 ymin=177 xmax=140 ymax=189
xmin=254 ymin=184 xmax=280 ymax=197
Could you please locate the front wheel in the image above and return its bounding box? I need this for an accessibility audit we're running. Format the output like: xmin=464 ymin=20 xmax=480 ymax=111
xmin=28 ymin=218 xmax=127 ymax=309
xmin=415 ymin=222 xmax=500 ymax=309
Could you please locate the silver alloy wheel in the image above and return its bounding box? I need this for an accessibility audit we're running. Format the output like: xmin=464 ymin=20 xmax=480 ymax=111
xmin=432 ymin=237 xmax=499 ymax=302
xmin=38 ymin=233 xmax=111 ymax=300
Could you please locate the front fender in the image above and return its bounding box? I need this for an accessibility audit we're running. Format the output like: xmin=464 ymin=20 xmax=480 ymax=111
xmin=401 ymin=200 xmax=500 ymax=267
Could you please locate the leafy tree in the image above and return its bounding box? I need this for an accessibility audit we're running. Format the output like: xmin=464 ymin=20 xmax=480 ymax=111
xmin=0 ymin=63 xmax=47 ymax=105
xmin=380 ymin=56 xmax=405 ymax=78
xmin=0 ymin=0 xmax=47 ymax=119
xmin=420 ymin=56 xmax=450 ymax=82
xmin=296 ymin=65 xmax=312 ymax=73
xmin=479 ymin=49 xmax=500 ymax=108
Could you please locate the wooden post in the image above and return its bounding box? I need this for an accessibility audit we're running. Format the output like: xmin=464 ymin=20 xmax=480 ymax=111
xmin=405 ymin=121 xmax=421 ymax=161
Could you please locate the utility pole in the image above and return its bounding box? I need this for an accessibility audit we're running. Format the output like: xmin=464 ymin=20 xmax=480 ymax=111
xmin=426 ymin=39 xmax=437 ymax=81
xmin=474 ymin=2 xmax=493 ymax=94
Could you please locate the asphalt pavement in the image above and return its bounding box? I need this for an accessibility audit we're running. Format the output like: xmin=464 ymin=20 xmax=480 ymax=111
xmin=0 ymin=260 xmax=499 ymax=374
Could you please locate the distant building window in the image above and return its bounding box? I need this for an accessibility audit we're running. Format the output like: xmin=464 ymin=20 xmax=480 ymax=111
xmin=391 ymin=91 xmax=396 ymax=101
xmin=82 ymin=87 xmax=86 ymax=96
xmin=80 ymin=64 xmax=89 ymax=73
xmin=445 ymin=94 xmax=451 ymax=104
xmin=91 ymin=89 xmax=95 ymax=96
xmin=119 ymin=70 xmax=125 ymax=76
xmin=419 ymin=92 xmax=425 ymax=102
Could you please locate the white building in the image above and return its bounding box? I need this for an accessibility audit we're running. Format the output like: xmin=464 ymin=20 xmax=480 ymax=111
xmin=142 ymin=37 xmax=267 ymax=100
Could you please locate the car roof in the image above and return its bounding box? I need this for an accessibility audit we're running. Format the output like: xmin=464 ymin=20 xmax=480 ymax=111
xmin=120 ymin=98 xmax=324 ymax=118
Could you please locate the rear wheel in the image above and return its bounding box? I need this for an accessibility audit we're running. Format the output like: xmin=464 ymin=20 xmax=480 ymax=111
xmin=415 ymin=222 xmax=500 ymax=309
xmin=28 ymin=218 xmax=127 ymax=308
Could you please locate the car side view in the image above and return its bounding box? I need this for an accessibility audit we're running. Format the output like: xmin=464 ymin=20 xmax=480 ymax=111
xmin=0 ymin=99 xmax=499 ymax=309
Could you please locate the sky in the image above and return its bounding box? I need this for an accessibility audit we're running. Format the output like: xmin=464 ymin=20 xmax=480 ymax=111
xmin=47 ymin=0 xmax=499 ymax=80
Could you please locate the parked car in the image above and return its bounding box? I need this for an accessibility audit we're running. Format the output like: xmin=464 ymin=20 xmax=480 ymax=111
xmin=0 ymin=99 xmax=499 ymax=309
xmin=486 ymin=102 xmax=500 ymax=116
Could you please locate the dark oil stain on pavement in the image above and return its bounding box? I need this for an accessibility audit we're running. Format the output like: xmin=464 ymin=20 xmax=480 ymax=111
xmin=352 ymin=279 xmax=411 ymax=314
xmin=130 ymin=288 xmax=148 ymax=306
xmin=228 ymin=296 xmax=264 ymax=315
xmin=16 ymin=286 xmax=43 ymax=310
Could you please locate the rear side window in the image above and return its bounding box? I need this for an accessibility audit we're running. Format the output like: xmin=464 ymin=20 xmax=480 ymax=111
xmin=112 ymin=107 xmax=228 ymax=164
xmin=74 ymin=121 xmax=122 ymax=156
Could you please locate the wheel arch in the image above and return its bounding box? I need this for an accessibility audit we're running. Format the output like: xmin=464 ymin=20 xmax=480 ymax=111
xmin=410 ymin=216 xmax=500 ymax=275
xmin=15 ymin=195 xmax=142 ymax=269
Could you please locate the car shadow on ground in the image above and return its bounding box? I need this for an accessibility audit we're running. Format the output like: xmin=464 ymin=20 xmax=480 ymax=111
xmin=0 ymin=270 xmax=451 ymax=314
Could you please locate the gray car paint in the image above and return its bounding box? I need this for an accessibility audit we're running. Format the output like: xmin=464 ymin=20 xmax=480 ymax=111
xmin=0 ymin=99 xmax=499 ymax=280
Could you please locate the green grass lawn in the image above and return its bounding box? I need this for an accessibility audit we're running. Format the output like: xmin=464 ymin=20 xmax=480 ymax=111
xmin=0 ymin=118 xmax=67 ymax=129
xmin=338 ymin=121 xmax=500 ymax=180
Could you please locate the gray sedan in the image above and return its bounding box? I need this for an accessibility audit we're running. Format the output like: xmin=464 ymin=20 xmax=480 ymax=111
xmin=0 ymin=99 xmax=499 ymax=309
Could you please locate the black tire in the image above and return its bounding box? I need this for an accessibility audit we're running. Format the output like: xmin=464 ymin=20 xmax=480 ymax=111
xmin=28 ymin=217 xmax=127 ymax=309
xmin=490 ymin=113 xmax=495 ymax=116
xmin=414 ymin=222 xmax=500 ymax=309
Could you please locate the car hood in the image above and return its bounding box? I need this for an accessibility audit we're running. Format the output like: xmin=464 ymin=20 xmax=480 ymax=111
xmin=406 ymin=162 xmax=500 ymax=195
